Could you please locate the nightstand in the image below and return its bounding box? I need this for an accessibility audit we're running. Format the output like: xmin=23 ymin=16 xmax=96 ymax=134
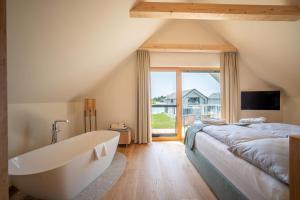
xmin=109 ymin=128 xmax=131 ymax=147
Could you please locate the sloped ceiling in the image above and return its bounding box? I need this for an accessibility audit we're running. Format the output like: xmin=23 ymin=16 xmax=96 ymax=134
xmin=166 ymin=0 xmax=300 ymax=97
xmin=208 ymin=20 xmax=300 ymax=96
xmin=146 ymin=19 xmax=226 ymax=45
xmin=7 ymin=0 xmax=300 ymax=103
xmin=7 ymin=0 xmax=165 ymax=103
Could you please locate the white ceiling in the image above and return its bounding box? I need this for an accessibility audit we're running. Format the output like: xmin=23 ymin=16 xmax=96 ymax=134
xmin=7 ymin=0 xmax=165 ymax=103
xmin=208 ymin=20 xmax=300 ymax=96
xmin=7 ymin=0 xmax=300 ymax=103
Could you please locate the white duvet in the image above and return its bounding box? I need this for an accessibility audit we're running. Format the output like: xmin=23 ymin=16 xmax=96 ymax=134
xmin=249 ymin=123 xmax=300 ymax=137
xmin=202 ymin=125 xmax=279 ymax=146
xmin=200 ymin=124 xmax=291 ymax=185
xmin=194 ymin=133 xmax=289 ymax=200
xmin=229 ymin=138 xmax=289 ymax=184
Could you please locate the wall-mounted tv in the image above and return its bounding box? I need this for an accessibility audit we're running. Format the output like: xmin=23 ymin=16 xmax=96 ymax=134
xmin=241 ymin=91 xmax=280 ymax=110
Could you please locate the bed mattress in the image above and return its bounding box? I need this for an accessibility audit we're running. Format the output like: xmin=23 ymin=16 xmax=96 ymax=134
xmin=194 ymin=132 xmax=289 ymax=200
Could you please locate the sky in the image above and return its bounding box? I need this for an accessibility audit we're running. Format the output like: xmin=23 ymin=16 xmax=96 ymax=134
xmin=151 ymin=72 xmax=220 ymax=98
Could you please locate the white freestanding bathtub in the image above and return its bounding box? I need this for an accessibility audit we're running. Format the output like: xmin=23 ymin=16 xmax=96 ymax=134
xmin=8 ymin=130 xmax=120 ymax=200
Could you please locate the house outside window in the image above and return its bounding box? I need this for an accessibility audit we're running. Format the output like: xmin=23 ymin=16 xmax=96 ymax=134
xmin=151 ymin=71 xmax=221 ymax=139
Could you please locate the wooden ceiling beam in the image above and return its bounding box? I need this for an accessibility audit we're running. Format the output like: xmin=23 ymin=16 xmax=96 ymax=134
xmin=139 ymin=43 xmax=237 ymax=53
xmin=130 ymin=2 xmax=300 ymax=21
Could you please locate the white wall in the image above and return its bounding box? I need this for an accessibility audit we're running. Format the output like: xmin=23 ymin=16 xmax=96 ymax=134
xmin=89 ymin=53 xmax=138 ymax=137
xmin=283 ymin=97 xmax=300 ymax=125
xmin=238 ymin=57 xmax=283 ymax=122
xmin=7 ymin=0 xmax=164 ymax=103
xmin=151 ymin=52 xmax=220 ymax=67
xmin=147 ymin=20 xmax=225 ymax=45
xmin=8 ymin=102 xmax=84 ymax=158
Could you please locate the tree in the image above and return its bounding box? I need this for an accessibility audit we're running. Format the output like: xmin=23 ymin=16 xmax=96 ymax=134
xmin=152 ymin=96 xmax=167 ymax=104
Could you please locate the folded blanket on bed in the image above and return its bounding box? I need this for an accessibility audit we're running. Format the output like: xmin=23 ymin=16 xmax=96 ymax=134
xmin=229 ymin=138 xmax=289 ymax=184
xmin=184 ymin=123 xmax=208 ymax=149
xmin=202 ymin=125 xmax=280 ymax=146
xmin=185 ymin=124 xmax=280 ymax=150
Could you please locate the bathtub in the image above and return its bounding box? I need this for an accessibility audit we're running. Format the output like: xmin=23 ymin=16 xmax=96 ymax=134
xmin=8 ymin=130 xmax=120 ymax=200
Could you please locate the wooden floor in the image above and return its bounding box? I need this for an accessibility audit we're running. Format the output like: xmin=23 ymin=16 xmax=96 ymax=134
xmin=102 ymin=142 xmax=216 ymax=200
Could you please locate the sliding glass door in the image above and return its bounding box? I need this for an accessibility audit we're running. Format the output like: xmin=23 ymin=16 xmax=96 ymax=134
xmin=150 ymin=68 xmax=221 ymax=140
xmin=151 ymin=71 xmax=179 ymax=139
xmin=181 ymin=71 xmax=221 ymax=137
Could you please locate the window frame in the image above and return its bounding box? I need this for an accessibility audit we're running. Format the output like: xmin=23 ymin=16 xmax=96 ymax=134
xmin=150 ymin=66 xmax=221 ymax=141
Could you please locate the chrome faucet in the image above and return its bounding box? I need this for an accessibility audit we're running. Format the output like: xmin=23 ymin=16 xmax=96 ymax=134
xmin=51 ymin=120 xmax=70 ymax=144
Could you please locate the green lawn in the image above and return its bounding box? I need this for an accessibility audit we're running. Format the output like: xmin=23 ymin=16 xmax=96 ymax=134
xmin=152 ymin=113 xmax=176 ymax=129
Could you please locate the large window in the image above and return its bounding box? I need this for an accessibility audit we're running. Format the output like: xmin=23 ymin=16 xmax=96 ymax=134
xmin=182 ymin=72 xmax=221 ymax=137
xmin=150 ymin=68 xmax=221 ymax=140
xmin=151 ymin=71 xmax=177 ymax=139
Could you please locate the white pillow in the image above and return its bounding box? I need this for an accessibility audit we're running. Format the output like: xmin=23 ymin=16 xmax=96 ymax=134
xmin=239 ymin=117 xmax=267 ymax=124
xmin=202 ymin=118 xmax=227 ymax=125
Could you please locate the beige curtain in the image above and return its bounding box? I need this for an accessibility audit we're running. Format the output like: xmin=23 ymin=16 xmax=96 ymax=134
xmin=135 ymin=50 xmax=151 ymax=144
xmin=220 ymin=52 xmax=239 ymax=123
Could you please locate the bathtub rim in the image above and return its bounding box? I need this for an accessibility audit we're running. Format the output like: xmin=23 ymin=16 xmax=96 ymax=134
xmin=9 ymin=130 xmax=120 ymax=176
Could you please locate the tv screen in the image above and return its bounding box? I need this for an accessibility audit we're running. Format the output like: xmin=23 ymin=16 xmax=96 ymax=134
xmin=241 ymin=91 xmax=280 ymax=110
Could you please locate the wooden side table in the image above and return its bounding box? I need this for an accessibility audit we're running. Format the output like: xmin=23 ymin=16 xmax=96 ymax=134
xmin=109 ymin=128 xmax=131 ymax=147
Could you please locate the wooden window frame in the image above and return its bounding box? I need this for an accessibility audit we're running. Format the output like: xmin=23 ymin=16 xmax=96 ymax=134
xmin=150 ymin=66 xmax=220 ymax=141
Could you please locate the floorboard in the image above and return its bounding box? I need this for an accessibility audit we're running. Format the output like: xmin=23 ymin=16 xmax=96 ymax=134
xmin=102 ymin=142 xmax=216 ymax=200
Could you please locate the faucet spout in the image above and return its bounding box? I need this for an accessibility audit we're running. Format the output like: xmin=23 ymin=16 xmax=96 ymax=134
xmin=54 ymin=120 xmax=70 ymax=124
xmin=51 ymin=120 xmax=70 ymax=144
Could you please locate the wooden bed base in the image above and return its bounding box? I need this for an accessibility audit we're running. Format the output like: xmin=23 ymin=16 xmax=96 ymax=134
xmin=289 ymin=135 xmax=300 ymax=200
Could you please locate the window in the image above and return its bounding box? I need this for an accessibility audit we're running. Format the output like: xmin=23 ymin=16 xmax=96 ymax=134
xmin=188 ymin=97 xmax=200 ymax=104
xmin=151 ymin=71 xmax=177 ymax=139
xmin=150 ymin=68 xmax=221 ymax=141
xmin=182 ymin=72 xmax=221 ymax=137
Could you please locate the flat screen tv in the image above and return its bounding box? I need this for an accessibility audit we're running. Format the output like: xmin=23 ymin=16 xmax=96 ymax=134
xmin=241 ymin=91 xmax=280 ymax=110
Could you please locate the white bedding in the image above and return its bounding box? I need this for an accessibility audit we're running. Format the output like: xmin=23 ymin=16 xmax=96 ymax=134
xmin=249 ymin=123 xmax=300 ymax=137
xmin=202 ymin=125 xmax=278 ymax=146
xmin=229 ymin=138 xmax=289 ymax=184
xmin=194 ymin=132 xmax=289 ymax=200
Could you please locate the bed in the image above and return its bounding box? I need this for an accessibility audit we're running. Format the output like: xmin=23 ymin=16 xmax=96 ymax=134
xmin=185 ymin=123 xmax=300 ymax=200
